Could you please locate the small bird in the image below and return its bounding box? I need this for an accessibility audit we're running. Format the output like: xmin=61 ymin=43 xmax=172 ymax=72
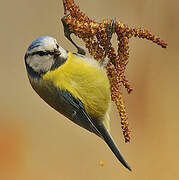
xmin=24 ymin=36 xmax=131 ymax=171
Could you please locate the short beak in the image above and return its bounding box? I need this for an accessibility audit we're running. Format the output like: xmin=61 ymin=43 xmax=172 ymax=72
xmin=54 ymin=49 xmax=61 ymax=58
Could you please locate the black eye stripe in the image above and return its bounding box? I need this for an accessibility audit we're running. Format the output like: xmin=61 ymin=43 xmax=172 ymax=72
xmin=25 ymin=50 xmax=57 ymax=58
xmin=32 ymin=50 xmax=55 ymax=56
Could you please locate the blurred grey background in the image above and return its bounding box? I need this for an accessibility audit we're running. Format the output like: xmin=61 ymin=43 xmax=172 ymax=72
xmin=0 ymin=0 xmax=178 ymax=179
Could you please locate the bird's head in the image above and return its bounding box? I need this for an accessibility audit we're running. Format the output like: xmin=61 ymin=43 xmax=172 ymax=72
xmin=25 ymin=36 xmax=68 ymax=77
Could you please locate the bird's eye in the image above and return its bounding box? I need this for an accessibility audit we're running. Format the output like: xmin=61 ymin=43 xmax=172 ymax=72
xmin=37 ymin=51 xmax=47 ymax=56
xmin=56 ymin=44 xmax=59 ymax=49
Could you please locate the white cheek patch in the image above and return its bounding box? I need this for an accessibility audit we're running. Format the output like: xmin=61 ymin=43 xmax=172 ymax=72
xmin=27 ymin=55 xmax=54 ymax=73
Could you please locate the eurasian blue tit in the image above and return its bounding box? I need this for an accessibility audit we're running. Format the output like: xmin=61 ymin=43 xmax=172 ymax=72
xmin=24 ymin=36 xmax=131 ymax=171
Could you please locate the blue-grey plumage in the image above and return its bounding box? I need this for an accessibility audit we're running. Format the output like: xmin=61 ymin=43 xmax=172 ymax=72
xmin=24 ymin=36 xmax=131 ymax=171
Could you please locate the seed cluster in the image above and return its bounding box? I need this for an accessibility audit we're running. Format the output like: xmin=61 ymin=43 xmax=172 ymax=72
xmin=62 ymin=0 xmax=167 ymax=142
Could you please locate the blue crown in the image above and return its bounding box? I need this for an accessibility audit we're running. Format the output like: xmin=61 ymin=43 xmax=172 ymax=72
xmin=28 ymin=36 xmax=54 ymax=51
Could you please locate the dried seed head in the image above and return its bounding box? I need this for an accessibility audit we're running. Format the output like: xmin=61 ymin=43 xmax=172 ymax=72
xmin=62 ymin=0 xmax=167 ymax=142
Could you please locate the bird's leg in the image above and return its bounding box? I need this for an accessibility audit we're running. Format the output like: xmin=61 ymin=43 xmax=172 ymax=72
xmin=104 ymin=18 xmax=115 ymax=57
xmin=61 ymin=16 xmax=86 ymax=55
xmin=101 ymin=18 xmax=116 ymax=67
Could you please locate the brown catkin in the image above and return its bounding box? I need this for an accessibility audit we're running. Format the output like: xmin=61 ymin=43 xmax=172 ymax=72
xmin=62 ymin=0 xmax=167 ymax=142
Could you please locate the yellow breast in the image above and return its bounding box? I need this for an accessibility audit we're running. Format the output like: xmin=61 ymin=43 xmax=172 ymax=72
xmin=42 ymin=52 xmax=111 ymax=118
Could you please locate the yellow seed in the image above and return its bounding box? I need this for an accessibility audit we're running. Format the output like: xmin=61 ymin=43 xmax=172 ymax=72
xmin=100 ymin=160 xmax=105 ymax=167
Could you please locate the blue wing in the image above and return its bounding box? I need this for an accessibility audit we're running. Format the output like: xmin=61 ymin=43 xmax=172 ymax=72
xmin=57 ymin=89 xmax=131 ymax=171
